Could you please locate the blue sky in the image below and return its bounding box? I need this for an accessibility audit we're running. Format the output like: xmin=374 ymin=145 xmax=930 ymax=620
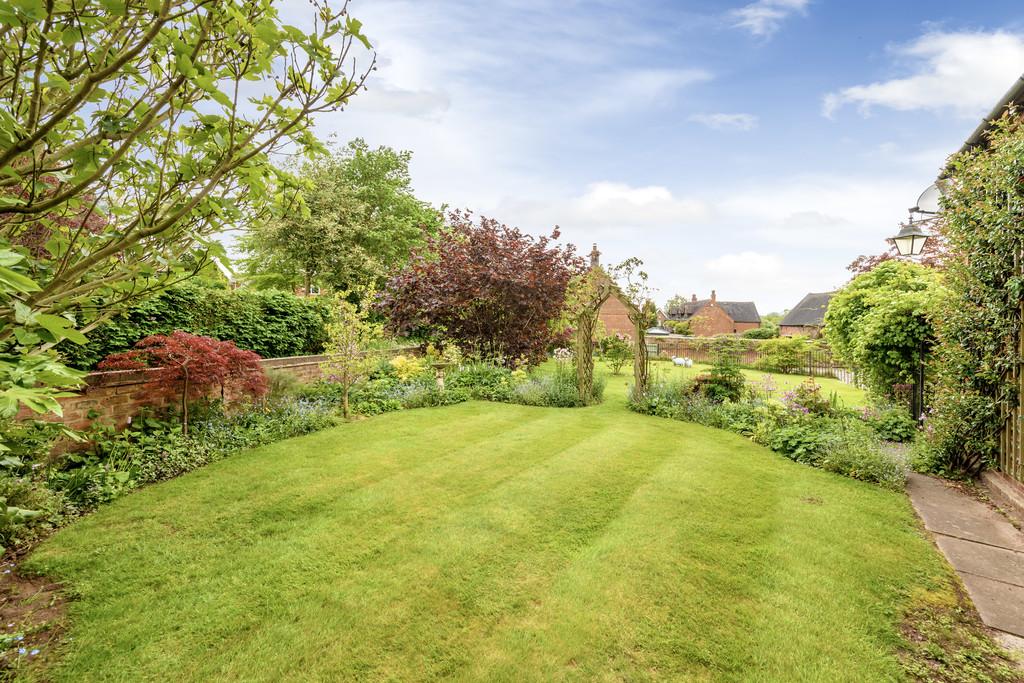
xmin=317 ymin=0 xmax=1024 ymax=313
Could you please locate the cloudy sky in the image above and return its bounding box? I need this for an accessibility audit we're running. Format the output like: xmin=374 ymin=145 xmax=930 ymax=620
xmin=315 ymin=0 xmax=1024 ymax=313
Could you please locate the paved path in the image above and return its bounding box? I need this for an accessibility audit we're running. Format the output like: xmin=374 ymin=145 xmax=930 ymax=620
xmin=907 ymin=473 xmax=1024 ymax=640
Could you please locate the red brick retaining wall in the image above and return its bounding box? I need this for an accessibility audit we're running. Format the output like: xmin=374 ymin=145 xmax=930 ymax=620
xmin=19 ymin=354 xmax=333 ymax=431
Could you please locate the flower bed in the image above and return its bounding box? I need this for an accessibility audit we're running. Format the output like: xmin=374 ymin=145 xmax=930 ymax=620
xmin=629 ymin=375 xmax=910 ymax=490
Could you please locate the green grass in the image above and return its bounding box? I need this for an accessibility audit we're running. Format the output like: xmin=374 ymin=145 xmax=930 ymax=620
xmin=24 ymin=371 xmax=950 ymax=681
xmin=644 ymin=360 xmax=868 ymax=408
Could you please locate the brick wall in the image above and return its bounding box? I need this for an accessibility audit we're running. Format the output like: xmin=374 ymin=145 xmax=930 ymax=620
xmin=598 ymin=296 xmax=635 ymax=337
xmin=780 ymin=325 xmax=822 ymax=338
xmin=18 ymin=354 xmax=333 ymax=431
xmin=688 ymin=305 xmax=736 ymax=336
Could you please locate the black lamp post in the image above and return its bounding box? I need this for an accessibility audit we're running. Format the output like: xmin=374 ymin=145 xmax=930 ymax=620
xmin=888 ymin=183 xmax=940 ymax=421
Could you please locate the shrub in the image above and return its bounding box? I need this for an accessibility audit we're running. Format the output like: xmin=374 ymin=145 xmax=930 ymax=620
xmin=597 ymin=333 xmax=632 ymax=375
xmin=820 ymin=422 xmax=906 ymax=490
xmin=57 ymin=282 xmax=333 ymax=370
xmin=865 ymin=405 xmax=918 ymax=442
xmin=663 ymin=320 xmax=691 ymax=335
xmin=513 ymin=372 xmax=602 ymax=408
xmin=0 ymin=476 xmax=73 ymax=552
xmin=99 ymin=331 xmax=269 ymax=434
xmin=781 ymin=378 xmax=836 ymax=417
xmin=766 ymin=421 xmax=833 ymax=464
xmin=389 ymin=354 xmax=427 ymax=381
xmin=757 ymin=336 xmax=810 ymax=373
xmin=448 ymin=362 xmax=520 ymax=402
xmin=697 ymin=339 xmax=746 ymax=403
xmin=743 ymin=327 xmax=777 ymax=339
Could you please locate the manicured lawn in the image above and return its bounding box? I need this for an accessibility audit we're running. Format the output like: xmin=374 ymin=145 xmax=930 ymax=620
xmin=644 ymin=360 xmax=868 ymax=408
xmin=25 ymin=374 xmax=946 ymax=681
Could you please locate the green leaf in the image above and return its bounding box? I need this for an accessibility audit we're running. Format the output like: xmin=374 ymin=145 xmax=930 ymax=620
xmin=0 ymin=266 xmax=41 ymax=293
xmin=35 ymin=314 xmax=88 ymax=345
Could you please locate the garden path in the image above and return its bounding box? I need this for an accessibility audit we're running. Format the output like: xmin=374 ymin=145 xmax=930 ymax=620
xmin=907 ymin=472 xmax=1024 ymax=656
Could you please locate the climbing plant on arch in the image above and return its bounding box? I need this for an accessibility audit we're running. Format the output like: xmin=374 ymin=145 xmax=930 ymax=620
xmin=571 ymin=259 xmax=658 ymax=404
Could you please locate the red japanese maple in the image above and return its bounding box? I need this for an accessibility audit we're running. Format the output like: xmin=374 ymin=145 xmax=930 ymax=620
xmin=99 ymin=331 xmax=268 ymax=432
xmin=376 ymin=210 xmax=585 ymax=364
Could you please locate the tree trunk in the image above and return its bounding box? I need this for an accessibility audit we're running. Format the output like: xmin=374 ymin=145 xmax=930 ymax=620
xmin=181 ymin=371 xmax=190 ymax=436
xmin=342 ymin=386 xmax=350 ymax=420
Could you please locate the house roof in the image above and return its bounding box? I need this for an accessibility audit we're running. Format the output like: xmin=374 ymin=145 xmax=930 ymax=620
xmin=779 ymin=292 xmax=834 ymax=327
xmin=666 ymin=299 xmax=761 ymax=324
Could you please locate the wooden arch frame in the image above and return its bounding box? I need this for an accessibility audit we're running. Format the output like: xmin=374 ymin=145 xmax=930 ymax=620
xmin=574 ymin=268 xmax=657 ymax=404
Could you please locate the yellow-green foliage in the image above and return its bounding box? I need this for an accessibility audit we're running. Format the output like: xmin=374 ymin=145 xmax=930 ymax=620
xmin=389 ymin=355 xmax=426 ymax=381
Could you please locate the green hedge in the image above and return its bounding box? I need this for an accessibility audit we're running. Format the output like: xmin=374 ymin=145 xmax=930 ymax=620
xmin=59 ymin=283 xmax=333 ymax=369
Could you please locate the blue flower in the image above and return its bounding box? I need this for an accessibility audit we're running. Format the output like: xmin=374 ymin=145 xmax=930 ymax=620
xmin=17 ymin=648 xmax=25 ymax=655
xmin=29 ymin=649 xmax=39 ymax=656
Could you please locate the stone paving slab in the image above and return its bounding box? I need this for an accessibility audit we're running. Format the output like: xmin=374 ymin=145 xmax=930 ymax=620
xmin=907 ymin=472 xmax=1024 ymax=639
xmin=958 ymin=573 xmax=1024 ymax=637
xmin=907 ymin=473 xmax=1024 ymax=551
xmin=935 ymin=536 xmax=1024 ymax=587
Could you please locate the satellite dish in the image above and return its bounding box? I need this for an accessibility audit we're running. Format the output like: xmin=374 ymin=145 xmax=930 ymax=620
xmin=914 ymin=183 xmax=943 ymax=214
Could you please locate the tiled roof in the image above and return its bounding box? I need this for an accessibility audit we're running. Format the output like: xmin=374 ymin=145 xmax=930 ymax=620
xmin=779 ymin=292 xmax=834 ymax=327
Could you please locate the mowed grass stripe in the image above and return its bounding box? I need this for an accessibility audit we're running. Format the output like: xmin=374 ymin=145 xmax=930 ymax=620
xmin=134 ymin=413 xmax=673 ymax=681
xmin=29 ymin=403 xmax=621 ymax=678
xmin=462 ymin=425 xmax=936 ymax=682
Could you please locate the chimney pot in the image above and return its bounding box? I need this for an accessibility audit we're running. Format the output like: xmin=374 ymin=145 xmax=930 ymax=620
xmin=711 ymin=289 xmax=717 ymax=303
xmin=691 ymin=294 xmax=697 ymax=303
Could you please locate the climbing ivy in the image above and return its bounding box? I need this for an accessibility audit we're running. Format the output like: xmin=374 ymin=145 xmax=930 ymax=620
xmin=923 ymin=112 xmax=1024 ymax=474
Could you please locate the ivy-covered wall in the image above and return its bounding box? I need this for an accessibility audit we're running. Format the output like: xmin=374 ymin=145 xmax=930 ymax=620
xmin=58 ymin=283 xmax=333 ymax=370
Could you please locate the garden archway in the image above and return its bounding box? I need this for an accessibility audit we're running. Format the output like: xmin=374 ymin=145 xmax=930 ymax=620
xmin=574 ymin=248 xmax=657 ymax=404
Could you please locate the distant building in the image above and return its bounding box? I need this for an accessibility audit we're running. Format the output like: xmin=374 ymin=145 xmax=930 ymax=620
xmin=664 ymin=291 xmax=761 ymax=336
xmin=779 ymin=292 xmax=834 ymax=338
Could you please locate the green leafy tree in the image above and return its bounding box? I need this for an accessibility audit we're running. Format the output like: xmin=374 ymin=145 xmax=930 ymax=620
xmin=0 ymin=1 xmax=372 ymax=433
xmin=320 ymin=295 xmax=381 ymax=419
xmin=241 ymin=139 xmax=439 ymax=293
xmin=824 ymin=261 xmax=944 ymax=400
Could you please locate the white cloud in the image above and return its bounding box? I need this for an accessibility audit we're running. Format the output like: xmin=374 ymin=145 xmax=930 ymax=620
xmin=689 ymin=112 xmax=759 ymax=131
xmin=354 ymin=85 xmax=451 ymax=119
xmin=498 ymin=182 xmax=711 ymax=237
xmin=579 ymin=68 xmax=713 ymax=116
xmin=730 ymin=0 xmax=810 ymax=38
xmin=824 ymin=30 xmax=1024 ymax=118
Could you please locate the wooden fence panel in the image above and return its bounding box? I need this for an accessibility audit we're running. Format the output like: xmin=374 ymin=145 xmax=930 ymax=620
xmin=1000 ymin=294 xmax=1024 ymax=483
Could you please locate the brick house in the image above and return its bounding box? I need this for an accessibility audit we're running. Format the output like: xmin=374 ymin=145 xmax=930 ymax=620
xmin=665 ymin=291 xmax=760 ymax=336
xmin=779 ymin=292 xmax=833 ymax=338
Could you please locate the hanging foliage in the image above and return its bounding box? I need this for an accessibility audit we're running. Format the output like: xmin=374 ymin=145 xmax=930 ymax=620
xmin=920 ymin=112 xmax=1024 ymax=475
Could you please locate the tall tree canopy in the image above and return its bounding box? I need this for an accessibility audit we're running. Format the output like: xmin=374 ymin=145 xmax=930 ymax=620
xmin=824 ymin=260 xmax=944 ymax=400
xmin=240 ymin=139 xmax=439 ymax=293
xmin=0 ymin=0 xmax=372 ymax=423
xmin=376 ymin=210 xmax=584 ymax=364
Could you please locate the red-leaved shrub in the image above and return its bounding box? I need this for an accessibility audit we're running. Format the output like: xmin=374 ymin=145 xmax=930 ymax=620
xmin=99 ymin=331 xmax=268 ymax=432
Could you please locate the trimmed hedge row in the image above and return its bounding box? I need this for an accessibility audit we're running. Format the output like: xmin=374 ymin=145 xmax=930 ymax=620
xmin=59 ymin=283 xmax=333 ymax=369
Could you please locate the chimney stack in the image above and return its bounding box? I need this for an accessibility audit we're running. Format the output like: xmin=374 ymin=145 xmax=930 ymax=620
xmin=691 ymin=294 xmax=697 ymax=303
xmin=711 ymin=289 xmax=717 ymax=303
xmin=589 ymin=243 xmax=600 ymax=268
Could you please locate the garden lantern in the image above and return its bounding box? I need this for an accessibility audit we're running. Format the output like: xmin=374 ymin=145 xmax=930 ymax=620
xmin=890 ymin=217 xmax=929 ymax=257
